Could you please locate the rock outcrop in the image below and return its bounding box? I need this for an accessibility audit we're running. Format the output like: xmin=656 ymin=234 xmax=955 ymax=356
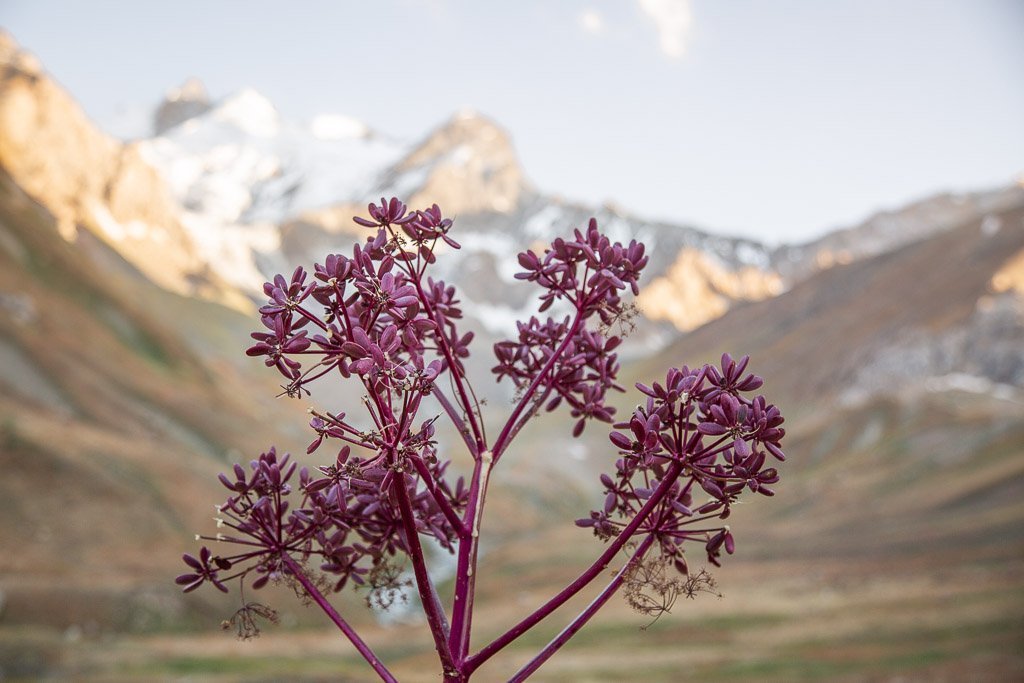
xmin=0 ymin=32 xmax=247 ymax=309
xmin=385 ymin=110 xmax=529 ymax=215
xmin=153 ymin=77 xmax=211 ymax=135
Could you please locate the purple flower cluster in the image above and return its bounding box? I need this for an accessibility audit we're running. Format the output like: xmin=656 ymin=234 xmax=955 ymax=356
xmin=512 ymin=218 xmax=646 ymax=320
xmin=492 ymin=219 xmax=647 ymax=437
xmin=179 ymin=198 xmax=785 ymax=683
xmin=578 ymin=354 xmax=785 ymax=572
xmin=247 ymin=238 xmax=458 ymax=393
xmin=494 ymin=318 xmax=624 ymax=436
xmin=182 ymin=443 xmax=467 ymax=595
xmin=186 ymin=199 xmax=476 ymax=595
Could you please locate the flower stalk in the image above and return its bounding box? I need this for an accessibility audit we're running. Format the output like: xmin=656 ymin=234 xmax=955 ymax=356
xmin=281 ymin=555 xmax=398 ymax=683
xmin=178 ymin=198 xmax=785 ymax=681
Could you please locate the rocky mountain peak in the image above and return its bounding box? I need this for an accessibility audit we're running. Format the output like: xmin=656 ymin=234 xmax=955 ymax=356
xmin=153 ymin=77 xmax=211 ymax=135
xmin=0 ymin=29 xmax=42 ymax=75
xmin=392 ymin=109 xmax=529 ymax=214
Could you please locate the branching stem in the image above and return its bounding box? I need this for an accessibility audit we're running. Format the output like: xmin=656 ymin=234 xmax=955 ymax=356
xmin=510 ymin=534 xmax=658 ymax=681
xmin=280 ymin=555 xmax=397 ymax=683
xmin=463 ymin=459 xmax=684 ymax=676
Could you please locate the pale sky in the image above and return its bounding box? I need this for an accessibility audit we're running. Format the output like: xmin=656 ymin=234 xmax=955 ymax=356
xmin=3 ymin=0 xmax=1023 ymax=243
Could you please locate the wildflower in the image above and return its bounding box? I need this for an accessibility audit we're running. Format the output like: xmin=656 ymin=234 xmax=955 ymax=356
xmin=584 ymin=357 xmax=784 ymax=582
xmin=179 ymin=199 xmax=783 ymax=683
xmin=176 ymin=547 xmax=229 ymax=593
xmin=352 ymin=197 xmax=415 ymax=228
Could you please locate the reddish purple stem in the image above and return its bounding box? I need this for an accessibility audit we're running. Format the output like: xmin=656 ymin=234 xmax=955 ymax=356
xmin=280 ymin=555 xmax=397 ymax=683
xmin=510 ymin=533 xmax=657 ymax=681
xmin=393 ymin=473 xmax=457 ymax=675
xmin=463 ymin=459 xmax=684 ymax=676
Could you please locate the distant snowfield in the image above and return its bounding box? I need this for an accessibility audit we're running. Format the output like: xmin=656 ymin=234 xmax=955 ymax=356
xmin=137 ymin=88 xmax=407 ymax=293
xmin=139 ymin=89 xmax=406 ymax=224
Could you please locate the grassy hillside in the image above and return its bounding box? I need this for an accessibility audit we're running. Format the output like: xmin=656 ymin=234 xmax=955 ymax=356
xmin=0 ymin=168 xmax=318 ymax=649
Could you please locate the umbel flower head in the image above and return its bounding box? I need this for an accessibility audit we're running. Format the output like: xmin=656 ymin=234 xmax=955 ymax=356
xmin=178 ymin=197 xmax=784 ymax=682
xmin=578 ymin=354 xmax=784 ymax=573
xmin=189 ymin=200 xmax=475 ymax=600
xmin=492 ymin=218 xmax=648 ymax=437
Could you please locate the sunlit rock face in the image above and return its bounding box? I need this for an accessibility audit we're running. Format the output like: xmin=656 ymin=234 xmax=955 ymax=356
xmin=0 ymin=32 xmax=247 ymax=308
xmin=638 ymin=248 xmax=783 ymax=332
xmin=383 ymin=110 xmax=529 ymax=216
xmin=991 ymin=247 xmax=1024 ymax=296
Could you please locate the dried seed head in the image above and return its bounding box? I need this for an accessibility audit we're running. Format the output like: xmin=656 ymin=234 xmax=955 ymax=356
xmin=222 ymin=602 xmax=280 ymax=640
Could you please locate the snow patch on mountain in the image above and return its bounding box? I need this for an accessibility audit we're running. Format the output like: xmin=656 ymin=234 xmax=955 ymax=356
xmin=135 ymin=87 xmax=411 ymax=294
xmin=736 ymin=241 xmax=770 ymax=268
xmin=178 ymin=211 xmax=281 ymax=293
xmin=139 ymin=91 xmax=405 ymax=225
xmin=923 ymin=373 xmax=1020 ymax=402
xmin=523 ymin=204 xmax=567 ymax=240
xmin=310 ymin=114 xmax=369 ymax=140
xmin=212 ymin=89 xmax=280 ymax=138
xmin=91 ymin=203 xmax=155 ymax=242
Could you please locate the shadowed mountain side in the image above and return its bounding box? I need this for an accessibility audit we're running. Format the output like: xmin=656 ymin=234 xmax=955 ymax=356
xmin=0 ymin=168 xmax=314 ymax=632
xmin=635 ymin=198 xmax=1024 ymax=411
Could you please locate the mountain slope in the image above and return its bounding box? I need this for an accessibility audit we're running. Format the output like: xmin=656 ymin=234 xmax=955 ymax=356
xmin=0 ymin=167 xmax=312 ymax=635
xmin=0 ymin=32 xmax=246 ymax=310
xmin=645 ymin=195 xmax=1024 ymax=408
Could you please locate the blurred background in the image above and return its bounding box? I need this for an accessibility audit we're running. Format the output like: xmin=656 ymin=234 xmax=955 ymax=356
xmin=1 ymin=1 xmax=1022 ymax=680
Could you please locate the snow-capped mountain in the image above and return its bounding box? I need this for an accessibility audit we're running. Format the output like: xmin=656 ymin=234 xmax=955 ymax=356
xmin=142 ymin=88 xmax=405 ymax=225
xmin=136 ymin=87 xmax=406 ymax=293
xmin=132 ymin=79 xmax=1024 ymax=349
xmin=6 ymin=28 xmax=1019 ymax=351
xmin=135 ymin=82 xmax=781 ymax=346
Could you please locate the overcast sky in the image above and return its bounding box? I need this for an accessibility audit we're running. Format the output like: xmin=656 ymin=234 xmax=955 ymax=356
xmin=4 ymin=0 xmax=1023 ymax=243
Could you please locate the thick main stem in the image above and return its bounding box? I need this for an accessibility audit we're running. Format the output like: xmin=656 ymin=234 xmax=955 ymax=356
xmin=447 ymin=449 xmax=493 ymax=664
xmin=463 ymin=459 xmax=684 ymax=676
xmin=509 ymin=534 xmax=657 ymax=682
xmin=280 ymin=555 xmax=397 ymax=683
xmin=393 ymin=474 xmax=457 ymax=675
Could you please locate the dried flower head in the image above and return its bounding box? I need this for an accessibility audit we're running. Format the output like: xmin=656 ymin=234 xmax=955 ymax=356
xmin=221 ymin=602 xmax=280 ymax=640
